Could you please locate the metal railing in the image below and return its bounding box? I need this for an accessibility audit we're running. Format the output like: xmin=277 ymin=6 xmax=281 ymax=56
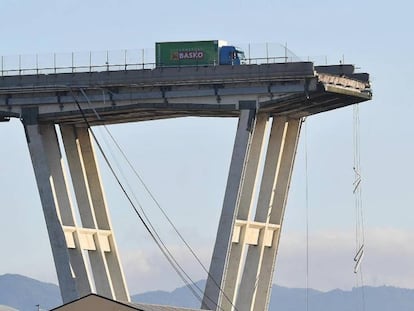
xmin=0 ymin=43 xmax=328 ymax=77
xmin=0 ymin=48 xmax=155 ymax=76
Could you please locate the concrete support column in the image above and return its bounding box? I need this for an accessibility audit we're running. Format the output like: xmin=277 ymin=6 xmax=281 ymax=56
xmin=39 ymin=123 xmax=92 ymax=297
xmin=202 ymin=108 xmax=256 ymax=310
xmin=220 ymin=113 xmax=269 ymax=311
xmin=251 ymin=118 xmax=301 ymax=311
xmin=23 ymin=119 xmax=79 ymax=303
xmin=236 ymin=117 xmax=301 ymax=311
xmin=60 ymin=125 xmax=130 ymax=302
xmin=203 ymin=112 xmax=301 ymax=311
xmin=22 ymin=104 xmax=129 ymax=303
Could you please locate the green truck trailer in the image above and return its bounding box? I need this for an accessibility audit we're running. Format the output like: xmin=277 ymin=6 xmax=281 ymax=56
xmin=155 ymin=40 xmax=244 ymax=67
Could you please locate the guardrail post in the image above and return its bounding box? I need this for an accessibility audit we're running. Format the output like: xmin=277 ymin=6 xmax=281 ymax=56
xmin=124 ymin=49 xmax=127 ymax=71
xmin=106 ymin=50 xmax=109 ymax=71
xmin=266 ymin=43 xmax=269 ymax=64
xmin=248 ymin=44 xmax=251 ymax=65
xmin=71 ymin=52 xmax=74 ymax=73
xmin=284 ymin=42 xmax=288 ymax=63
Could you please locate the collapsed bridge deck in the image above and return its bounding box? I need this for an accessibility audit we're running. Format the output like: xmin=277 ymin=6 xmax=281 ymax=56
xmin=0 ymin=62 xmax=371 ymax=125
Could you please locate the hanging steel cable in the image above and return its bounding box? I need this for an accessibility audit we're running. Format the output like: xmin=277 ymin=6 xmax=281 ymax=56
xmin=101 ymin=125 xmax=240 ymax=310
xmin=68 ymin=87 xmax=241 ymax=311
xmin=67 ymin=88 xmax=216 ymax=308
xmin=353 ymin=104 xmax=366 ymax=311
xmin=86 ymin=87 xmax=239 ymax=310
xmin=303 ymin=117 xmax=310 ymax=311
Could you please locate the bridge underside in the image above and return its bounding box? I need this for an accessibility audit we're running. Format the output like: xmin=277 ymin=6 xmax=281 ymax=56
xmin=0 ymin=62 xmax=371 ymax=311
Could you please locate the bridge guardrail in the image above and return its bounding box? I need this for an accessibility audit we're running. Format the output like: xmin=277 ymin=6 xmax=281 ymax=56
xmin=0 ymin=43 xmax=329 ymax=77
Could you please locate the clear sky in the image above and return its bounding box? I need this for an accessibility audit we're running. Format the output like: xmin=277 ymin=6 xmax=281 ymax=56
xmin=0 ymin=0 xmax=413 ymax=296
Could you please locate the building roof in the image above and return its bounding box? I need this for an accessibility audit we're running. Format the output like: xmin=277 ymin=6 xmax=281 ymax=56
xmin=51 ymin=294 xmax=209 ymax=311
xmin=132 ymin=302 xmax=206 ymax=311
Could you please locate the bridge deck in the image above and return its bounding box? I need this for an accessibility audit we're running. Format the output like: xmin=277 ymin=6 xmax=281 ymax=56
xmin=0 ymin=62 xmax=371 ymax=125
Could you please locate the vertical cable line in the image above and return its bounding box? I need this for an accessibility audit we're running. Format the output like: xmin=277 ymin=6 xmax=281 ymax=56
xmin=300 ymin=117 xmax=310 ymax=311
xmin=353 ymin=104 xmax=366 ymax=311
xmin=67 ymin=89 xmax=222 ymax=309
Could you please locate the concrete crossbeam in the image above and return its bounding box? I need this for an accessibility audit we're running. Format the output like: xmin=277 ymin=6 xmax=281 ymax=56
xmin=232 ymin=220 xmax=280 ymax=247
